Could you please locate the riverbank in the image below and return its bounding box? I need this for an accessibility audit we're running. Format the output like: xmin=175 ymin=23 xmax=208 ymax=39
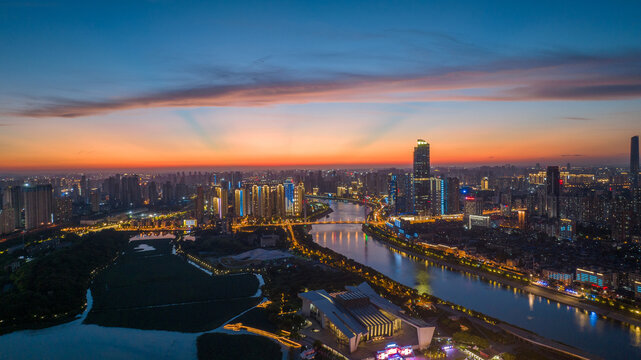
xmin=296 ymin=224 xmax=604 ymax=360
xmin=361 ymin=225 xmax=641 ymax=328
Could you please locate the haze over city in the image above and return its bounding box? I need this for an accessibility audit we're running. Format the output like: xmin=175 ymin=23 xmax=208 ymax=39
xmin=2 ymin=2 xmax=641 ymax=360
xmin=1 ymin=1 xmax=641 ymax=171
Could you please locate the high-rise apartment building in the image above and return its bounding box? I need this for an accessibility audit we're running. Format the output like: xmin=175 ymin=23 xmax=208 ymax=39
xmin=546 ymin=166 xmax=560 ymax=220
xmin=262 ymin=184 xmax=271 ymax=218
xmin=428 ymin=177 xmax=443 ymax=216
xmin=0 ymin=208 xmax=15 ymax=234
xmin=284 ymin=178 xmax=295 ymax=216
xmin=90 ymin=189 xmax=100 ymax=213
xmin=195 ymin=186 xmax=204 ymax=223
xmin=234 ymin=189 xmax=245 ymax=217
xmin=54 ymin=196 xmax=73 ymax=224
xmin=23 ymin=184 xmax=54 ymax=230
xmin=413 ymin=139 xmax=430 ymax=215
xmin=631 ymin=135 xmax=639 ymax=188
xmin=2 ymin=186 xmax=23 ymax=228
xmin=276 ymin=184 xmax=285 ymax=218
xmin=294 ymin=182 xmax=305 ymax=217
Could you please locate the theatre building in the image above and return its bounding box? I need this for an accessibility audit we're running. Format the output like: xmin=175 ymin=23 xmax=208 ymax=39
xmin=299 ymin=283 xmax=435 ymax=353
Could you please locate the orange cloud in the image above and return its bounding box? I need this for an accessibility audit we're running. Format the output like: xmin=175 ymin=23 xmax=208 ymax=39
xmin=10 ymin=52 xmax=641 ymax=118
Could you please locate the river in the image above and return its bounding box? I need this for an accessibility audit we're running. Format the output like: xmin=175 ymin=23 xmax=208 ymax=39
xmin=309 ymin=200 xmax=641 ymax=360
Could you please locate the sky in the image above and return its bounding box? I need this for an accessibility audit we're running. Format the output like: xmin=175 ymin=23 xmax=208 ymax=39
xmin=1 ymin=0 xmax=640 ymax=171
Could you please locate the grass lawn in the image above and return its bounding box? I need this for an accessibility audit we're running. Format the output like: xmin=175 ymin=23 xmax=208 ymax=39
xmin=232 ymin=307 xmax=278 ymax=333
xmin=84 ymin=239 xmax=260 ymax=332
xmin=197 ymin=333 xmax=282 ymax=360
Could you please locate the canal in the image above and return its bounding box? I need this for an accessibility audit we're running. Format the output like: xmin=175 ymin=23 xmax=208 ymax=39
xmin=309 ymin=200 xmax=641 ymax=360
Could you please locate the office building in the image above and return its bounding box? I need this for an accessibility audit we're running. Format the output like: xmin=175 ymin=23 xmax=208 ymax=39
xmin=576 ymin=268 xmax=618 ymax=289
xmin=542 ymin=269 xmax=574 ymax=286
xmin=445 ymin=177 xmax=460 ymax=214
xmin=413 ymin=139 xmax=430 ymax=215
xmin=464 ymin=197 xmax=483 ymax=217
xmin=428 ymin=177 xmax=443 ymax=216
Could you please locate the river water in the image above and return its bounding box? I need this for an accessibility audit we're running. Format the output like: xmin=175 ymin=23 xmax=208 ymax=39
xmin=309 ymin=200 xmax=641 ymax=360
xmin=0 ymin=290 xmax=197 ymax=360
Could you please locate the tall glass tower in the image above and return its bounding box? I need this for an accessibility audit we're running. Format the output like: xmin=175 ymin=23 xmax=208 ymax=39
xmin=413 ymin=139 xmax=430 ymax=215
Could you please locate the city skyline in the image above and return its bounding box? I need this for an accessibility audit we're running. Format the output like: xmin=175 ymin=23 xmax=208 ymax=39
xmin=1 ymin=1 xmax=641 ymax=171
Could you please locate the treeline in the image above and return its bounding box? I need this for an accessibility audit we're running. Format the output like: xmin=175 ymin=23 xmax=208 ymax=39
xmin=0 ymin=230 xmax=129 ymax=331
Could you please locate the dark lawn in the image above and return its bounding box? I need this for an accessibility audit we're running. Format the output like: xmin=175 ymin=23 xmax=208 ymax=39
xmin=85 ymin=238 xmax=260 ymax=332
xmin=232 ymin=307 xmax=279 ymax=333
xmin=197 ymin=333 xmax=282 ymax=360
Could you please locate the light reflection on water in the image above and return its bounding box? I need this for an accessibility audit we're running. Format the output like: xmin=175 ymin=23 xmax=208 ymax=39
xmin=310 ymin=200 xmax=641 ymax=360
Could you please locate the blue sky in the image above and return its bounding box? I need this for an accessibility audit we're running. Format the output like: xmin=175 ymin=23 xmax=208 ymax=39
xmin=1 ymin=0 xmax=640 ymax=169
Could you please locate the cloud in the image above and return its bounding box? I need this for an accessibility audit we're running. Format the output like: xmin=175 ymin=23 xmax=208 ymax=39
xmin=560 ymin=154 xmax=584 ymax=157
xmin=562 ymin=116 xmax=591 ymax=121
xmin=9 ymin=51 xmax=641 ymax=118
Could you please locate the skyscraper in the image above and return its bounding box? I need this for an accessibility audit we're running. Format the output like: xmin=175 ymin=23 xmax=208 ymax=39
xmin=413 ymin=139 xmax=430 ymax=215
xmin=294 ymin=182 xmax=305 ymax=218
xmin=214 ymin=186 xmax=228 ymax=218
xmin=276 ymin=184 xmax=285 ymax=218
xmin=284 ymin=178 xmax=295 ymax=216
xmin=234 ymin=189 xmax=245 ymax=217
xmin=262 ymin=184 xmax=271 ymax=218
xmin=195 ymin=186 xmax=204 ymax=224
xmin=631 ymin=136 xmax=641 ymax=232
xmin=445 ymin=177 xmax=460 ymax=214
xmin=545 ymin=166 xmax=560 ymax=220
xmin=628 ymin=135 xmax=640 ymax=190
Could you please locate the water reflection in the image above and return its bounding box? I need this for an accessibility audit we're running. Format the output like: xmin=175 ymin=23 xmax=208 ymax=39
xmin=309 ymin=200 xmax=641 ymax=360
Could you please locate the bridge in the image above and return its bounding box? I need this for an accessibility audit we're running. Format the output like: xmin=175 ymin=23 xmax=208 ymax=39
xmin=223 ymin=322 xmax=302 ymax=348
xmin=233 ymin=220 xmax=383 ymax=229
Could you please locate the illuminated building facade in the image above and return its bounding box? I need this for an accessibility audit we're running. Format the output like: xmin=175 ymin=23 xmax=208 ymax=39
xmin=546 ymin=166 xmax=560 ymax=219
xmin=284 ymin=178 xmax=295 ymax=216
xmin=299 ymin=283 xmax=434 ymax=353
xmin=445 ymin=177 xmax=460 ymax=214
xmin=576 ymin=268 xmax=618 ymax=289
xmin=294 ymin=182 xmax=305 ymax=217
xmin=276 ymin=184 xmax=285 ymax=218
xmin=234 ymin=189 xmax=245 ymax=217
xmin=413 ymin=139 xmax=430 ymax=215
